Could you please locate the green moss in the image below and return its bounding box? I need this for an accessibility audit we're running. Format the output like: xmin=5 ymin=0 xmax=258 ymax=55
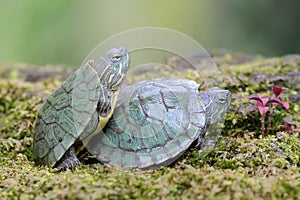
xmin=0 ymin=54 xmax=299 ymax=199
xmin=186 ymin=135 xmax=299 ymax=170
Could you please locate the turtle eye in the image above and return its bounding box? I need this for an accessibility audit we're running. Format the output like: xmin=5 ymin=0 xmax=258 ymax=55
xmin=219 ymin=97 xmax=226 ymax=104
xmin=112 ymin=54 xmax=122 ymax=62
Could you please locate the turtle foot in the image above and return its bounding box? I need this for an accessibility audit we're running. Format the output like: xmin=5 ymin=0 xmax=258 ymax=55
xmin=195 ymin=136 xmax=205 ymax=149
xmin=54 ymin=146 xmax=80 ymax=171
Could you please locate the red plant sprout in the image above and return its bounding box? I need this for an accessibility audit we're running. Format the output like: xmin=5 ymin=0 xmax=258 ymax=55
xmin=248 ymin=84 xmax=291 ymax=138
xmin=281 ymin=118 xmax=300 ymax=137
xmin=248 ymin=95 xmax=270 ymax=116
xmin=248 ymin=94 xmax=281 ymax=137
xmin=280 ymin=118 xmax=296 ymax=134
xmin=266 ymin=85 xmax=290 ymax=135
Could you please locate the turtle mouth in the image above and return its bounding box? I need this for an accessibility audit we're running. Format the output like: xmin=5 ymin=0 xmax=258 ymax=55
xmin=222 ymin=91 xmax=231 ymax=114
xmin=122 ymin=53 xmax=130 ymax=74
xmin=209 ymin=89 xmax=231 ymax=125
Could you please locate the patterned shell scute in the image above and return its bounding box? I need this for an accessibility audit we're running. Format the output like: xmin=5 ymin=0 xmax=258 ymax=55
xmin=88 ymin=78 xmax=207 ymax=169
xmin=33 ymin=62 xmax=100 ymax=167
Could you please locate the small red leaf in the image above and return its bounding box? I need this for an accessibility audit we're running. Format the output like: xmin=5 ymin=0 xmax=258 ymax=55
xmin=248 ymin=94 xmax=263 ymax=104
xmin=280 ymin=98 xmax=290 ymax=110
xmin=270 ymin=84 xmax=288 ymax=97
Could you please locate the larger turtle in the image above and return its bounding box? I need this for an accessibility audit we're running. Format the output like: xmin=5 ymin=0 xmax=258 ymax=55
xmin=33 ymin=47 xmax=130 ymax=170
xmin=87 ymin=78 xmax=231 ymax=169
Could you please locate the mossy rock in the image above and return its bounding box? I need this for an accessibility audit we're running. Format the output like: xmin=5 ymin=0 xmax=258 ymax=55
xmin=0 ymin=51 xmax=299 ymax=199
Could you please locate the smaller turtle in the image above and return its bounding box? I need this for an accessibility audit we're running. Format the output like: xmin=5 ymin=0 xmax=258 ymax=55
xmin=33 ymin=47 xmax=130 ymax=170
xmin=87 ymin=78 xmax=231 ymax=169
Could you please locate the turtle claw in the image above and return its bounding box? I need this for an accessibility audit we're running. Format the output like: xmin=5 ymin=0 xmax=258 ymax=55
xmin=194 ymin=134 xmax=205 ymax=149
xmin=54 ymin=146 xmax=80 ymax=171
xmin=55 ymin=158 xmax=80 ymax=171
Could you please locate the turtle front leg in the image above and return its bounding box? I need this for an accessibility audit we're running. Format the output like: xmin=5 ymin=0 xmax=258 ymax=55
xmin=195 ymin=136 xmax=205 ymax=149
xmin=97 ymin=86 xmax=116 ymax=117
xmin=54 ymin=146 xmax=80 ymax=170
xmin=195 ymin=127 xmax=207 ymax=149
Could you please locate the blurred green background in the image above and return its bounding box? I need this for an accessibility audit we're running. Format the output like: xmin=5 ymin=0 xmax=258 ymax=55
xmin=1 ymin=0 xmax=300 ymax=66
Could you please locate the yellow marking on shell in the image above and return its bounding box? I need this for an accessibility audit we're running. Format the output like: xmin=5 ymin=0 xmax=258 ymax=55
xmin=169 ymin=95 xmax=184 ymax=103
xmin=129 ymin=107 xmax=139 ymax=111
xmin=151 ymin=127 xmax=158 ymax=141
xmin=65 ymin=114 xmax=74 ymax=127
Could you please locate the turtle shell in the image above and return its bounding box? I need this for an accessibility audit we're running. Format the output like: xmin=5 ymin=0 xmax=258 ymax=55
xmin=33 ymin=47 xmax=130 ymax=168
xmin=87 ymin=78 xmax=208 ymax=169
xmin=33 ymin=62 xmax=101 ymax=167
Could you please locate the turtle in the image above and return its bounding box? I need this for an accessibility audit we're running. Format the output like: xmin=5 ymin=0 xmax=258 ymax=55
xmin=87 ymin=78 xmax=231 ymax=169
xmin=33 ymin=47 xmax=130 ymax=170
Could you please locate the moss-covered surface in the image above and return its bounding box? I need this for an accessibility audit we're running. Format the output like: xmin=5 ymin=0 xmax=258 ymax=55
xmin=0 ymin=52 xmax=299 ymax=199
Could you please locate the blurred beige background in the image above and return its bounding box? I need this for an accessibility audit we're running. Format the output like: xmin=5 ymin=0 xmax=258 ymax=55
xmin=0 ymin=0 xmax=299 ymax=65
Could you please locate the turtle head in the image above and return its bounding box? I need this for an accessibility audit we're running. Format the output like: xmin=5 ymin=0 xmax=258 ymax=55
xmin=94 ymin=47 xmax=130 ymax=90
xmin=200 ymin=87 xmax=231 ymax=125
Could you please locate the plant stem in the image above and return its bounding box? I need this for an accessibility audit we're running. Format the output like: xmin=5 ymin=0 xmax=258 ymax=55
xmin=261 ymin=114 xmax=266 ymax=138
xmin=266 ymin=106 xmax=275 ymax=136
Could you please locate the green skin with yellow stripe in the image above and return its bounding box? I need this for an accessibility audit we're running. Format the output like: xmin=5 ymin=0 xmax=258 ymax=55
xmin=33 ymin=47 xmax=130 ymax=170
